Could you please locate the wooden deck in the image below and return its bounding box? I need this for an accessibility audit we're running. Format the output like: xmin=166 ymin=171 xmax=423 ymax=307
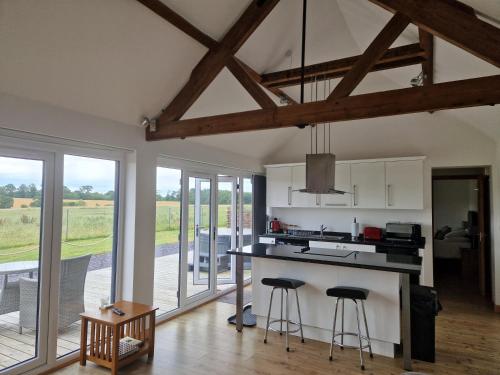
xmin=0 ymin=251 xmax=249 ymax=371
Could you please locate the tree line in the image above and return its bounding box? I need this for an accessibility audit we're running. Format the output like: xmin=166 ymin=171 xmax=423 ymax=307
xmin=0 ymin=184 xmax=115 ymax=209
xmin=157 ymin=189 xmax=252 ymax=205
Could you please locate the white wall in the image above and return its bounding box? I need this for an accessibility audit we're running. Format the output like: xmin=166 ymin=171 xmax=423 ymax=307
xmin=433 ymin=179 xmax=478 ymax=232
xmin=0 ymin=92 xmax=263 ymax=304
xmin=265 ymin=111 xmax=498 ymax=295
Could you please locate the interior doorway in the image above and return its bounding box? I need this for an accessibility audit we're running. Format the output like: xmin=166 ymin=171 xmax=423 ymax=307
xmin=432 ymin=167 xmax=492 ymax=304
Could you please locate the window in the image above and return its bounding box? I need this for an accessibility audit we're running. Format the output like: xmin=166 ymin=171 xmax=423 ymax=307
xmin=56 ymin=155 xmax=119 ymax=358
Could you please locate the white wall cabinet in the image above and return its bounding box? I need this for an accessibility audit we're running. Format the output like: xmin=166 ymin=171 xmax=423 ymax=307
xmin=351 ymin=161 xmax=386 ymax=209
xmin=320 ymin=162 xmax=351 ymax=208
xmin=291 ymin=165 xmax=318 ymax=207
xmin=265 ymin=157 xmax=424 ymax=210
xmin=266 ymin=166 xmax=292 ymax=207
xmin=385 ymin=160 xmax=424 ymax=209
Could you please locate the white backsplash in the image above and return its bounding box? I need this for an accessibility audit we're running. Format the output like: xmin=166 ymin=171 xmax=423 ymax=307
xmin=270 ymin=207 xmax=427 ymax=234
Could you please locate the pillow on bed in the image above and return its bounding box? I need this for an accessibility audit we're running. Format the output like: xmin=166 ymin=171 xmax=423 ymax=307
xmin=435 ymin=226 xmax=451 ymax=240
xmin=444 ymin=229 xmax=467 ymax=239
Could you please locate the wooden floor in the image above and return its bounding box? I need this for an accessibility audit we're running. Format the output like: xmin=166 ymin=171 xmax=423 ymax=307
xmin=56 ymin=281 xmax=500 ymax=375
xmin=0 ymin=252 xmax=248 ymax=370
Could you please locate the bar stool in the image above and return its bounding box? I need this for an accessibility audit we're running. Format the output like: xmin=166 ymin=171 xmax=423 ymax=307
xmin=326 ymin=286 xmax=373 ymax=370
xmin=262 ymin=277 xmax=305 ymax=352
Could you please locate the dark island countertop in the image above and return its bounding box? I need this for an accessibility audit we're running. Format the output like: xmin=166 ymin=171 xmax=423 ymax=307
xmin=227 ymin=244 xmax=422 ymax=275
xmin=260 ymin=231 xmax=426 ymax=250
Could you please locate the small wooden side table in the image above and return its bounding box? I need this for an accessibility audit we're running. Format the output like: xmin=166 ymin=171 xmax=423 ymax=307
xmin=80 ymin=301 xmax=158 ymax=375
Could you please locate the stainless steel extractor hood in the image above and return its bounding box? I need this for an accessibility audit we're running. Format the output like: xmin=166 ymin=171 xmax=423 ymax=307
xmin=298 ymin=153 xmax=348 ymax=194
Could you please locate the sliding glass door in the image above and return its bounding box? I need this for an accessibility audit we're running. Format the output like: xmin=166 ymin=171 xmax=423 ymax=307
xmin=0 ymin=149 xmax=54 ymax=374
xmin=183 ymin=173 xmax=214 ymax=302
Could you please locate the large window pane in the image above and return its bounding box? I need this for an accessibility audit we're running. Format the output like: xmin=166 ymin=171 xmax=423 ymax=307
xmin=154 ymin=167 xmax=181 ymax=315
xmin=56 ymin=155 xmax=118 ymax=358
xmin=0 ymin=156 xmax=44 ymax=370
xmin=187 ymin=176 xmax=211 ymax=298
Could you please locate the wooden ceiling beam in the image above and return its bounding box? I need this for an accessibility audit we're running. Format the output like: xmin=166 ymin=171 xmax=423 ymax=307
xmin=261 ymin=43 xmax=425 ymax=88
xmin=157 ymin=0 xmax=279 ymax=123
xmin=146 ymin=75 xmax=500 ymax=140
xmin=136 ymin=0 xmax=217 ymax=49
xmin=235 ymin=58 xmax=298 ymax=104
xmin=418 ymin=29 xmax=434 ymax=85
xmin=369 ymin=0 xmax=500 ymax=67
xmin=328 ymin=12 xmax=410 ymax=100
xmin=226 ymin=58 xmax=276 ymax=109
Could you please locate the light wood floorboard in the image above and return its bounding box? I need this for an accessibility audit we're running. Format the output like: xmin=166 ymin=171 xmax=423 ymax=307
xmin=55 ymin=285 xmax=500 ymax=375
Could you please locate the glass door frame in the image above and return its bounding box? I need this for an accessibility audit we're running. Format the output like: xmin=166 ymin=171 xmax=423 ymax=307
xmin=179 ymin=171 xmax=216 ymax=307
xmin=216 ymin=176 xmax=238 ymax=285
xmin=0 ymin=147 xmax=55 ymax=375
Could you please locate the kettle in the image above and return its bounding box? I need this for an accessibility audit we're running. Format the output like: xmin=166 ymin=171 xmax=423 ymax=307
xmin=269 ymin=218 xmax=281 ymax=233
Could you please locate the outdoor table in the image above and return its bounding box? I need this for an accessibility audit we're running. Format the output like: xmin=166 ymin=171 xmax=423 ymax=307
xmin=0 ymin=261 xmax=39 ymax=286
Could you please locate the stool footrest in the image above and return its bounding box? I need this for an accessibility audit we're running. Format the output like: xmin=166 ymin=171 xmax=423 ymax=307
xmin=332 ymin=332 xmax=371 ymax=350
xmin=268 ymin=319 xmax=301 ymax=334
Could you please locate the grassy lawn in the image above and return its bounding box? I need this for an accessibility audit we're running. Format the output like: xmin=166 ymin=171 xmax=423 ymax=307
xmin=0 ymin=202 xmax=248 ymax=264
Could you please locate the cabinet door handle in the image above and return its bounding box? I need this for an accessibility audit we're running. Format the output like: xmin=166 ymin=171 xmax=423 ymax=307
xmin=316 ymin=194 xmax=320 ymax=206
xmin=353 ymin=185 xmax=358 ymax=206
xmin=387 ymin=184 xmax=392 ymax=207
xmin=288 ymin=186 xmax=292 ymax=205
xmin=325 ymin=203 xmax=347 ymax=207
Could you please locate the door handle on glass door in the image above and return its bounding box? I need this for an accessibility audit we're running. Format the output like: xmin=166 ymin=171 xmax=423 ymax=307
xmin=195 ymin=224 xmax=200 ymax=237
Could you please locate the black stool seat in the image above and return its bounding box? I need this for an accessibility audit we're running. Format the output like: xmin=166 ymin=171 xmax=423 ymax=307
xmin=326 ymin=286 xmax=369 ymax=300
xmin=261 ymin=278 xmax=305 ymax=289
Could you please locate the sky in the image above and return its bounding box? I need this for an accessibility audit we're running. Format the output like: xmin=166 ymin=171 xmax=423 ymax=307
xmin=1 ymin=157 xmax=252 ymax=195
xmin=0 ymin=155 xmax=116 ymax=193
xmin=156 ymin=168 xmax=252 ymax=196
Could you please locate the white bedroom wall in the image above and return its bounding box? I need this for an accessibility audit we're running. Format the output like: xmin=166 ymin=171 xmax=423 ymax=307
xmin=264 ymin=111 xmax=498 ymax=295
xmin=433 ymin=179 xmax=478 ymax=232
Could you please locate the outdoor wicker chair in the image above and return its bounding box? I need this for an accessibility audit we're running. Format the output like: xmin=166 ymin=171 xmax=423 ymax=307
xmin=0 ymin=277 xmax=20 ymax=315
xmin=19 ymin=254 xmax=91 ymax=333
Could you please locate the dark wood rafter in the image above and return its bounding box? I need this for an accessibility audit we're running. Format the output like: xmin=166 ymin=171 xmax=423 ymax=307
xmin=146 ymin=75 xmax=500 ymax=140
xmin=154 ymin=0 xmax=279 ymax=123
xmin=369 ymin=0 xmax=500 ymax=67
xmin=328 ymin=12 xmax=410 ymax=100
xmin=260 ymin=43 xmax=426 ymax=88
xmin=226 ymin=58 xmax=276 ymax=109
xmin=418 ymin=29 xmax=434 ymax=85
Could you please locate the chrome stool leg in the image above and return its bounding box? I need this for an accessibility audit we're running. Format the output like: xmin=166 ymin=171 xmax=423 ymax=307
xmin=340 ymin=298 xmax=345 ymax=350
xmin=280 ymin=288 xmax=284 ymax=335
xmin=361 ymin=300 xmax=373 ymax=358
xmin=264 ymin=288 xmax=276 ymax=344
xmin=295 ymin=289 xmax=305 ymax=343
xmin=329 ymin=297 xmax=339 ymax=361
xmin=285 ymin=289 xmax=290 ymax=352
xmin=354 ymin=301 xmax=365 ymax=370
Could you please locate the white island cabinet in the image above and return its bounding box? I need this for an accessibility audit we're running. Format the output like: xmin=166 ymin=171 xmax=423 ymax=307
xmin=252 ymin=258 xmax=400 ymax=357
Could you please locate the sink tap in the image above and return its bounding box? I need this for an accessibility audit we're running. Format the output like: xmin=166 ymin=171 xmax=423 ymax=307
xmin=320 ymin=224 xmax=327 ymax=238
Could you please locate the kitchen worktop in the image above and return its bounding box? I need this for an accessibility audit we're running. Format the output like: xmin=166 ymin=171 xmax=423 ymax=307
xmin=227 ymin=243 xmax=422 ymax=275
xmin=260 ymin=231 xmax=425 ymax=249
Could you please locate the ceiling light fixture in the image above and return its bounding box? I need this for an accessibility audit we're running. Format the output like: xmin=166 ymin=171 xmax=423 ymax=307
xmin=410 ymin=71 xmax=424 ymax=87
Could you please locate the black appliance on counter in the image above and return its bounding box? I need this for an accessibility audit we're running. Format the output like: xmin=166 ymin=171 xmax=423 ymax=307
xmin=385 ymin=223 xmax=421 ymax=243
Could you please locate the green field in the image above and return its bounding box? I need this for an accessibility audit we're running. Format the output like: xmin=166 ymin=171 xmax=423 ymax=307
xmin=0 ymin=202 xmax=248 ymax=264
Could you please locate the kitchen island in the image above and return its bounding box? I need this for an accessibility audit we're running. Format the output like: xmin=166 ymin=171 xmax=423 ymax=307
xmin=227 ymin=244 xmax=422 ymax=371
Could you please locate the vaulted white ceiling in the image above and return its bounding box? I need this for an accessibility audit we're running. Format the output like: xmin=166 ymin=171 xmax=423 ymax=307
xmin=0 ymin=0 xmax=499 ymax=159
